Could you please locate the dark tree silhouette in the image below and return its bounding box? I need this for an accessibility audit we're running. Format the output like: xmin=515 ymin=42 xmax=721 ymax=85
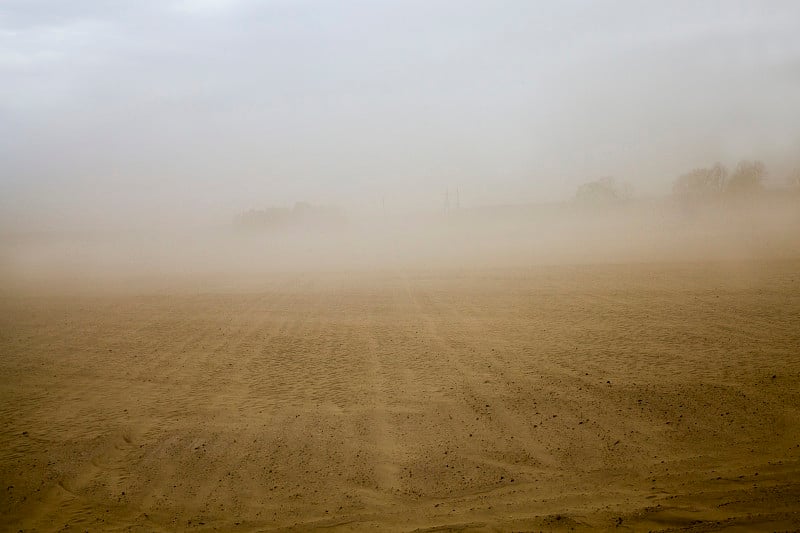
xmin=575 ymin=177 xmax=632 ymax=205
xmin=787 ymin=169 xmax=800 ymax=191
xmin=673 ymin=163 xmax=727 ymax=203
xmin=725 ymin=160 xmax=765 ymax=196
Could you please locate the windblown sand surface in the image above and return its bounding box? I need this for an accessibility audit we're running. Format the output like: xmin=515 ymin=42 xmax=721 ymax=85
xmin=2 ymin=261 xmax=799 ymax=531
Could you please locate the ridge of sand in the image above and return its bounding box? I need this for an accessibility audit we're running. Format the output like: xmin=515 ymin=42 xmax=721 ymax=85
xmin=1 ymin=260 xmax=799 ymax=531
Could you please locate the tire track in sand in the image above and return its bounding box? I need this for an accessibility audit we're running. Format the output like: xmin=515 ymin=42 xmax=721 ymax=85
xmin=399 ymin=275 xmax=558 ymax=479
xmin=359 ymin=318 xmax=403 ymax=502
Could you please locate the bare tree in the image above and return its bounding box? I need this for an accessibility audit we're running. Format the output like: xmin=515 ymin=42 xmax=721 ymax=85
xmin=787 ymin=169 xmax=800 ymax=191
xmin=575 ymin=177 xmax=632 ymax=205
xmin=673 ymin=163 xmax=727 ymax=203
xmin=725 ymin=160 xmax=765 ymax=195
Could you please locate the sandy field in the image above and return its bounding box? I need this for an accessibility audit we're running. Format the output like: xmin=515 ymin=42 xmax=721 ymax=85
xmin=1 ymin=260 xmax=799 ymax=531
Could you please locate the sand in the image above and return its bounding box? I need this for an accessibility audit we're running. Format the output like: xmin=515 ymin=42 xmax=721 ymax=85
xmin=1 ymin=260 xmax=799 ymax=531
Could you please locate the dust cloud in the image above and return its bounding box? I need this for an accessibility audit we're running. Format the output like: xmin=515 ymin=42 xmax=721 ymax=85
xmin=2 ymin=193 xmax=799 ymax=289
xmin=3 ymin=2 xmax=800 ymax=531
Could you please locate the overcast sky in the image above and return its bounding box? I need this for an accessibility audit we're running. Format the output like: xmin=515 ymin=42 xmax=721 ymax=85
xmin=2 ymin=0 xmax=799 ymax=229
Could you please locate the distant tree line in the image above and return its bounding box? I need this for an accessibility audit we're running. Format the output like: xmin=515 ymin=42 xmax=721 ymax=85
xmin=672 ymin=160 xmax=766 ymax=204
xmin=234 ymin=202 xmax=346 ymax=230
xmin=574 ymin=176 xmax=633 ymax=205
xmin=574 ymin=159 xmax=799 ymax=207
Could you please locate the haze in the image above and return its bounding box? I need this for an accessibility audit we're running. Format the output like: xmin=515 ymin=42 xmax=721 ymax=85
xmin=2 ymin=3 xmax=800 ymax=532
xmin=2 ymin=0 xmax=800 ymax=231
